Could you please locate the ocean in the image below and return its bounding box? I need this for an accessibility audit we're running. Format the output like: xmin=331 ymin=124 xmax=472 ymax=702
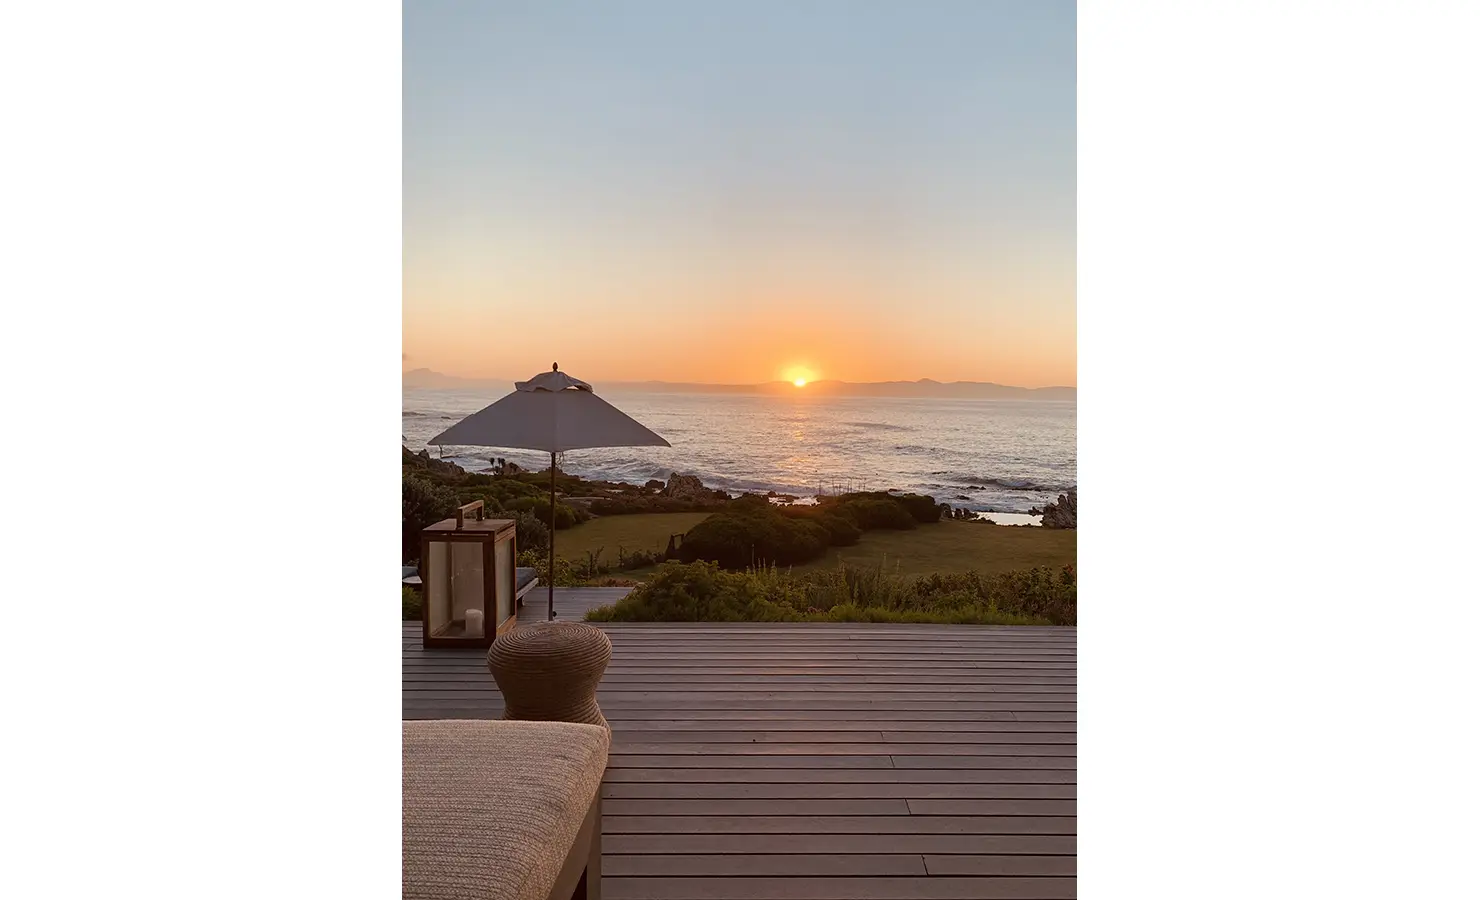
xmin=403 ymin=388 xmax=1076 ymax=521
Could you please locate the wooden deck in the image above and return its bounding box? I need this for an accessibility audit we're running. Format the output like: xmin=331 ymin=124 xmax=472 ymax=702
xmin=404 ymin=590 xmax=1077 ymax=900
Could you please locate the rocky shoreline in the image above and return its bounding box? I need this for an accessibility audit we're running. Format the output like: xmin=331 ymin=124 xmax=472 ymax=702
xmin=404 ymin=446 xmax=1074 ymax=528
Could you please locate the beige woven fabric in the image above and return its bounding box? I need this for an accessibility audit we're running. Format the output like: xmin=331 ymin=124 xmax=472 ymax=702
xmin=403 ymin=719 xmax=609 ymax=900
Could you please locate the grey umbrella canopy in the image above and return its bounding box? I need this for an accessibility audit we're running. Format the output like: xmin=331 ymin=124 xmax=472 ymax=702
xmin=428 ymin=364 xmax=670 ymax=620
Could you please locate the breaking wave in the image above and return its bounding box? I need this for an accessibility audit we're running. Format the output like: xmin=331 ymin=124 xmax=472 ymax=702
xmin=931 ymin=472 xmax=1076 ymax=493
xmin=844 ymin=421 xmax=911 ymax=433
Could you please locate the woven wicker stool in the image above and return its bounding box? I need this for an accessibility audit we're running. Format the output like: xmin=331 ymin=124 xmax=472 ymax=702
xmin=487 ymin=622 xmax=612 ymax=728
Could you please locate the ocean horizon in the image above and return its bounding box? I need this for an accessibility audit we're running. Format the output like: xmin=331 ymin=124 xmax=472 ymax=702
xmin=404 ymin=388 xmax=1076 ymax=519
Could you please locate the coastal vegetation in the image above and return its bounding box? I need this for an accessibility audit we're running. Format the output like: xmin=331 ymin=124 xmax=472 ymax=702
xmin=553 ymin=512 xmax=713 ymax=562
xmin=675 ymin=491 xmax=941 ymax=570
xmin=550 ymin=511 xmax=1076 ymax=580
xmin=402 ymin=447 xmax=724 ymax=564
xmin=792 ymin=520 xmax=1076 ymax=578
xmin=585 ymin=560 xmax=1076 ymax=626
xmin=404 ymin=447 xmax=1076 ymax=585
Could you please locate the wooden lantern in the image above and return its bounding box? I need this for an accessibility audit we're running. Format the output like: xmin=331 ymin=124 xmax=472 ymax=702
xmin=420 ymin=501 xmax=518 ymax=648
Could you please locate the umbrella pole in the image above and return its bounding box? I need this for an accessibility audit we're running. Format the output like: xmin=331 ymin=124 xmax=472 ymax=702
xmin=548 ymin=451 xmax=556 ymax=621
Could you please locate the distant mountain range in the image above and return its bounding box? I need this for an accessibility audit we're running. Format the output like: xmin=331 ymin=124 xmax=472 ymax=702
xmin=403 ymin=368 xmax=1075 ymax=400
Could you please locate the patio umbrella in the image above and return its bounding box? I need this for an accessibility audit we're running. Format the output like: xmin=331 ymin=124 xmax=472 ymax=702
xmin=428 ymin=364 xmax=670 ymax=621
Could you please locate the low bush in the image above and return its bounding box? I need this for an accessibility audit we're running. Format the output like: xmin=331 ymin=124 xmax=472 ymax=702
xmin=677 ymin=491 xmax=944 ymax=571
xmin=517 ymin=549 xmax=580 ymax=587
xmin=891 ymin=492 xmax=945 ymax=524
xmin=402 ymin=586 xmax=422 ymax=621
xmin=820 ymin=491 xmax=939 ymax=526
xmin=453 ymin=488 xmax=506 ymax=513
xmin=779 ymin=506 xmax=864 ymax=547
xmin=515 ymin=511 xmax=550 ymax=551
xmin=817 ymin=514 xmax=863 ymax=545
xmin=589 ymin=496 xmax=720 ymax=515
xmin=677 ymin=509 xmax=830 ymax=568
xmin=403 ymin=474 xmax=458 ymax=563
xmin=585 ymin=562 xmax=804 ymax=622
xmin=505 ymin=497 xmax=587 ymax=529
xmin=587 ymin=561 xmax=1076 ymax=626
xmin=832 ymin=497 xmax=918 ymax=530
xmin=616 ymin=547 xmax=666 ymax=569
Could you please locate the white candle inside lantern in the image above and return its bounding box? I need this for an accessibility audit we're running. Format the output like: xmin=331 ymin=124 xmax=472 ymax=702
xmin=465 ymin=609 xmax=484 ymax=636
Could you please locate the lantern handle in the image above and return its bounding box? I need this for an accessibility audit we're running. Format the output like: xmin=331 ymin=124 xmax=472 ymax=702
xmin=455 ymin=500 xmax=484 ymax=529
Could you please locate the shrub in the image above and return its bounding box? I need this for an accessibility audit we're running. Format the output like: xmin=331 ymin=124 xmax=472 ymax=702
xmin=678 ymin=513 xmax=786 ymax=568
xmin=585 ymin=562 xmax=803 ymax=622
xmin=505 ymin=497 xmax=586 ymax=529
xmin=402 ymin=586 xmax=422 ymax=621
xmin=815 ymin=514 xmax=862 ymax=546
xmin=727 ymin=494 xmax=774 ymax=516
xmin=589 ymin=496 xmax=718 ymax=515
xmin=617 ymin=547 xmax=666 ymax=569
xmin=677 ymin=508 xmax=830 ymax=568
xmin=789 ymin=519 xmax=832 ymax=560
xmin=586 ymin=561 xmax=1076 ymax=626
xmin=515 ymin=511 xmax=550 ymax=552
xmin=402 ymin=474 xmax=457 ymax=563
xmin=453 ymin=488 xmax=505 ymax=513
xmin=517 ymin=549 xmax=579 ymax=587
xmin=892 ymin=492 xmax=944 ymax=524
xmin=834 ymin=497 xmax=917 ymax=530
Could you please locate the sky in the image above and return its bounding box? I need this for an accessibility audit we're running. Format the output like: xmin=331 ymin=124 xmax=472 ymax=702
xmin=404 ymin=0 xmax=1075 ymax=388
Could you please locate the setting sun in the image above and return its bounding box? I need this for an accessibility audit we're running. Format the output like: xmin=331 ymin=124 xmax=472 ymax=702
xmin=783 ymin=365 xmax=818 ymax=386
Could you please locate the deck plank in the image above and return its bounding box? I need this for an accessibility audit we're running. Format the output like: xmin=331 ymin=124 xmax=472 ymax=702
xmin=599 ymin=768 xmax=1077 ymax=784
xmin=604 ymin=855 xmax=930 ymax=877
xmin=403 ymin=611 xmax=1075 ymax=894
xmin=602 ymin=815 xmax=1076 ymax=835
xmin=601 ymin=783 xmax=1077 ymax=800
xmin=604 ymin=834 xmax=1076 ymax=855
xmin=923 ymin=855 xmax=1079 ymax=877
xmin=603 ymin=876 xmax=1077 ymax=899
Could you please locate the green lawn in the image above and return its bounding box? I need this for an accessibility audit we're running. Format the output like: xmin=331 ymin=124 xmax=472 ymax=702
xmin=791 ymin=520 xmax=1076 ymax=578
xmin=556 ymin=512 xmax=714 ymax=563
xmin=559 ymin=513 xmax=1074 ymax=580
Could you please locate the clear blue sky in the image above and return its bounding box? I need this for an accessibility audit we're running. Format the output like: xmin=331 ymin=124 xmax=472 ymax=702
xmin=404 ymin=0 xmax=1076 ymax=387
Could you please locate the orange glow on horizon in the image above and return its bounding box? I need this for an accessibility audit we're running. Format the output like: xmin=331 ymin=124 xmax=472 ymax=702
xmin=402 ymin=306 xmax=1075 ymax=388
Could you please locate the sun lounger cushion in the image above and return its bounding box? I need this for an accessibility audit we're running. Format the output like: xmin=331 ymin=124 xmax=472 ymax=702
xmin=403 ymin=719 xmax=609 ymax=900
xmin=515 ymin=567 xmax=538 ymax=593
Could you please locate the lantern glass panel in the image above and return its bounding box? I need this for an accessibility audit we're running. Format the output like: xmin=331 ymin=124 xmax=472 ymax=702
xmin=425 ymin=541 xmax=451 ymax=637
xmin=450 ymin=541 xmax=485 ymax=638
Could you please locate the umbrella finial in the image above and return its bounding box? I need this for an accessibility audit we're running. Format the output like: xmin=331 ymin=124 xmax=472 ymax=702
xmin=552 ymin=361 xmax=559 ymax=372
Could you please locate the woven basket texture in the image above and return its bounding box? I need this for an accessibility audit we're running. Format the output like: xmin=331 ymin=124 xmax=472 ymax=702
xmin=487 ymin=622 xmax=613 ymax=727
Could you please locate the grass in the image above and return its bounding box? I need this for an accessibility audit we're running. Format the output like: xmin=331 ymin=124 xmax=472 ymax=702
xmin=790 ymin=519 xmax=1075 ymax=578
xmin=559 ymin=513 xmax=1074 ymax=581
xmin=555 ymin=512 xmax=714 ymax=562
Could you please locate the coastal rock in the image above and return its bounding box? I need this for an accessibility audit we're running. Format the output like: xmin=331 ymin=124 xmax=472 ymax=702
xmin=405 ymin=446 xmax=466 ymax=478
xmin=661 ymin=473 xmax=714 ymax=501
xmin=490 ymin=457 xmax=523 ymax=477
xmin=645 ymin=479 xmax=665 ymax=491
xmin=1034 ymin=490 xmax=1077 ymax=529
